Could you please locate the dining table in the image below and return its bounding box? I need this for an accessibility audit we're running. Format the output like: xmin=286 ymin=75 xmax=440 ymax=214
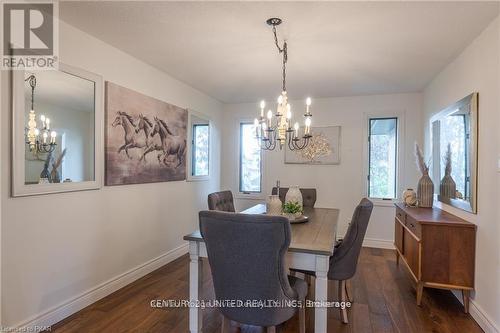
xmin=183 ymin=203 xmax=339 ymax=333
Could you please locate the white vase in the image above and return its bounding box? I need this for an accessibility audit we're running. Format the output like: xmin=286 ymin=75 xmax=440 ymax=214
xmin=266 ymin=195 xmax=282 ymax=216
xmin=285 ymin=186 xmax=303 ymax=208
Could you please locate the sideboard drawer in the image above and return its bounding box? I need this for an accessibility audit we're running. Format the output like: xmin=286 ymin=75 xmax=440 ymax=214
xmin=396 ymin=207 xmax=406 ymax=223
xmin=406 ymin=215 xmax=421 ymax=238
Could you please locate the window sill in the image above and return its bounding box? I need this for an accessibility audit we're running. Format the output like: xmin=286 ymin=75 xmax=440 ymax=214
xmin=369 ymin=198 xmax=398 ymax=207
xmin=234 ymin=193 xmax=265 ymax=201
xmin=186 ymin=175 xmax=210 ymax=182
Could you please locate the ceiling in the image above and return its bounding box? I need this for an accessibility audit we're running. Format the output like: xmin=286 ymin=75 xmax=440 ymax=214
xmin=60 ymin=1 xmax=499 ymax=104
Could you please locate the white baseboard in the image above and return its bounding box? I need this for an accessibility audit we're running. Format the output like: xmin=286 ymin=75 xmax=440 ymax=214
xmin=451 ymin=290 xmax=499 ymax=333
xmin=362 ymin=237 xmax=395 ymax=249
xmin=15 ymin=243 xmax=189 ymax=330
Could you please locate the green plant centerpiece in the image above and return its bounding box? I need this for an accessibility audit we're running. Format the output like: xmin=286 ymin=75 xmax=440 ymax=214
xmin=283 ymin=201 xmax=303 ymax=220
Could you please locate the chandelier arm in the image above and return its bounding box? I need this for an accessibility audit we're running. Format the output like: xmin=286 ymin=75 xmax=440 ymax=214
xmin=25 ymin=75 xmax=36 ymax=111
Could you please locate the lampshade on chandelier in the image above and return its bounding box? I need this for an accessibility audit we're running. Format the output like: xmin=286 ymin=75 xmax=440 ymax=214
xmin=25 ymin=74 xmax=57 ymax=154
xmin=254 ymin=18 xmax=312 ymax=151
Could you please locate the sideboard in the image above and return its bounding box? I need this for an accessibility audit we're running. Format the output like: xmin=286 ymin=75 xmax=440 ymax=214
xmin=394 ymin=203 xmax=476 ymax=313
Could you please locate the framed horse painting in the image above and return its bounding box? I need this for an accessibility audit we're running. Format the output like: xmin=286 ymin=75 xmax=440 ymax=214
xmin=105 ymin=82 xmax=187 ymax=185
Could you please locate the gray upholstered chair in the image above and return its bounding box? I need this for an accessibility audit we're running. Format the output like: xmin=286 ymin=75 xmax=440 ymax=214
xmin=292 ymin=198 xmax=373 ymax=324
xmin=199 ymin=210 xmax=307 ymax=333
xmin=271 ymin=187 xmax=317 ymax=208
xmin=208 ymin=190 xmax=235 ymax=212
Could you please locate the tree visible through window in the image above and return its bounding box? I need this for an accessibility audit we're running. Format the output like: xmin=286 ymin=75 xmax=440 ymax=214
xmin=192 ymin=124 xmax=209 ymax=176
xmin=368 ymin=118 xmax=398 ymax=199
xmin=239 ymin=122 xmax=261 ymax=193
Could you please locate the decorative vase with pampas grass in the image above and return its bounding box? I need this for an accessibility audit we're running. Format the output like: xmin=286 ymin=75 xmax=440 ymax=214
xmin=440 ymin=144 xmax=456 ymax=200
xmin=415 ymin=143 xmax=434 ymax=208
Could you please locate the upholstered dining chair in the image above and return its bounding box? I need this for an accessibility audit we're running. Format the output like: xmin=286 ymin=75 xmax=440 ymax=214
xmin=271 ymin=187 xmax=317 ymax=208
xmin=207 ymin=190 xmax=235 ymax=212
xmin=291 ymin=198 xmax=373 ymax=324
xmin=199 ymin=210 xmax=307 ymax=333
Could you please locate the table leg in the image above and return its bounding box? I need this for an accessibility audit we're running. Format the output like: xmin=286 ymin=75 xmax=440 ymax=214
xmin=315 ymin=255 xmax=329 ymax=333
xmin=189 ymin=241 xmax=203 ymax=333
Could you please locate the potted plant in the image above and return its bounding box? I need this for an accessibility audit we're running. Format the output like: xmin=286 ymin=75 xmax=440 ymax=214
xmin=283 ymin=201 xmax=303 ymax=220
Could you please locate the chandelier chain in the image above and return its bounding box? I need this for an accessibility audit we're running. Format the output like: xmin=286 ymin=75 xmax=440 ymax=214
xmin=272 ymin=25 xmax=287 ymax=92
xmin=25 ymin=74 xmax=36 ymax=111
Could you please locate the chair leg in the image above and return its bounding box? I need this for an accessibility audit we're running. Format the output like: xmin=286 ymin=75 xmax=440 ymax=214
xmin=266 ymin=326 xmax=276 ymax=333
xmin=345 ymin=279 xmax=353 ymax=302
xmin=299 ymin=304 xmax=306 ymax=333
xmin=339 ymin=280 xmax=349 ymax=324
xmin=221 ymin=315 xmax=231 ymax=333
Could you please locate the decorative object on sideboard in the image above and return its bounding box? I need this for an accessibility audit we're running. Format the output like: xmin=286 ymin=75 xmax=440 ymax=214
xmin=285 ymin=185 xmax=303 ymax=208
xmin=24 ymin=74 xmax=58 ymax=155
xmin=415 ymin=143 xmax=434 ymax=208
xmin=282 ymin=201 xmax=303 ymax=220
xmin=266 ymin=195 xmax=283 ymax=216
xmin=440 ymin=143 xmax=457 ymax=201
xmin=253 ymin=18 xmax=313 ymax=151
xmin=105 ymin=82 xmax=187 ymax=186
xmin=39 ymin=152 xmax=52 ymax=184
xmin=50 ymin=148 xmax=67 ymax=184
xmin=285 ymin=126 xmax=341 ymax=165
xmin=402 ymin=188 xmax=417 ymax=207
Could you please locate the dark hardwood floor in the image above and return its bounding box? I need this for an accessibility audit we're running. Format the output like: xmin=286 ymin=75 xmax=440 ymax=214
xmin=50 ymin=248 xmax=483 ymax=333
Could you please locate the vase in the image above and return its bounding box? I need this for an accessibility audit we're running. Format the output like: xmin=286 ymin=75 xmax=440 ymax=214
xmin=440 ymin=174 xmax=456 ymax=199
xmin=266 ymin=195 xmax=283 ymax=216
xmin=402 ymin=188 xmax=417 ymax=206
xmin=285 ymin=186 xmax=303 ymax=208
xmin=417 ymin=173 xmax=434 ymax=208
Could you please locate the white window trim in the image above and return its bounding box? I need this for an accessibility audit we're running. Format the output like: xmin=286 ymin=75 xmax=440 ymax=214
xmin=362 ymin=111 xmax=406 ymax=207
xmin=235 ymin=118 xmax=265 ymax=200
xmin=186 ymin=109 xmax=211 ymax=182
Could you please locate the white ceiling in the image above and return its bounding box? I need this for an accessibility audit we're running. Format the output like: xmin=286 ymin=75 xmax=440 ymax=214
xmin=61 ymin=1 xmax=499 ymax=103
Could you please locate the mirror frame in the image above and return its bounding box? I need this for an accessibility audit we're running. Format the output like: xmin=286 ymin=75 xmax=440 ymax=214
xmin=186 ymin=109 xmax=211 ymax=182
xmin=11 ymin=63 xmax=104 ymax=197
xmin=430 ymin=92 xmax=478 ymax=214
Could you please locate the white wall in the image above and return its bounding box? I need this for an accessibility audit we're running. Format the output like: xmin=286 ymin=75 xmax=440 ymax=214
xmin=423 ymin=17 xmax=500 ymax=333
xmin=221 ymin=93 xmax=423 ymax=244
xmin=0 ymin=21 xmax=223 ymax=326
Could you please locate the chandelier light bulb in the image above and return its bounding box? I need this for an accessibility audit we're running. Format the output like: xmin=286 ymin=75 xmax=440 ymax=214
xmin=40 ymin=115 xmax=45 ymax=122
xmin=260 ymin=100 xmax=266 ymax=109
xmin=34 ymin=128 xmax=40 ymax=136
xmin=267 ymin=110 xmax=273 ymax=119
xmin=277 ymin=95 xmax=283 ymax=104
xmin=306 ymin=97 xmax=312 ymax=106
xmin=51 ymin=131 xmax=57 ymax=143
xmin=286 ymin=107 xmax=292 ymax=120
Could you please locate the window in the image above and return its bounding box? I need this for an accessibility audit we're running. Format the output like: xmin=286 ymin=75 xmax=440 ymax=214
xmin=239 ymin=122 xmax=262 ymax=193
xmin=192 ymin=124 xmax=209 ymax=177
xmin=368 ymin=117 xmax=398 ymax=199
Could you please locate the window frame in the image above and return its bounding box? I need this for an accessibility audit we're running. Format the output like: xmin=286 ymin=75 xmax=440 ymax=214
xmin=237 ymin=121 xmax=263 ymax=198
xmin=191 ymin=123 xmax=210 ymax=178
xmin=363 ymin=112 xmax=405 ymax=206
xmin=186 ymin=109 xmax=211 ymax=182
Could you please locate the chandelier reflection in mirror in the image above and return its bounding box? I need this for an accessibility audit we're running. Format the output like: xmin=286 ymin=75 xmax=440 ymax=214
xmin=25 ymin=74 xmax=57 ymax=154
xmin=254 ymin=18 xmax=312 ymax=151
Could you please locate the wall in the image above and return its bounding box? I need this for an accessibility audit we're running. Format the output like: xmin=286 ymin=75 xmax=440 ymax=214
xmin=423 ymin=17 xmax=500 ymax=333
xmin=221 ymin=93 xmax=423 ymax=244
xmin=0 ymin=21 xmax=223 ymax=326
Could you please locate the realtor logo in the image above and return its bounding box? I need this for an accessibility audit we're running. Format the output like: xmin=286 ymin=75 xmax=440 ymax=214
xmin=2 ymin=1 xmax=58 ymax=69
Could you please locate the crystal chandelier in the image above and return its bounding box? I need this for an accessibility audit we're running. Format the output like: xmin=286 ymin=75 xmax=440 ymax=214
xmin=25 ymin=74 xmax=57 ymax=154
xmin=254 ymin=18 xmax=312 ymax=151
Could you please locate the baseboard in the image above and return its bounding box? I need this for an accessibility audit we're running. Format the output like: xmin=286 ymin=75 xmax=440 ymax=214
xmin=451 ymin=290 xmax=499 ymax=333
xmin=362 ymin=237 xmax=395 ymax=249
xmin=15 ymin=243 xmax=189 ymax=330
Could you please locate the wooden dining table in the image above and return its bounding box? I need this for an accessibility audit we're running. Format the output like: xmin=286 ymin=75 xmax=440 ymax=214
xmin=183 ymin=204 xmax=339 ymax=333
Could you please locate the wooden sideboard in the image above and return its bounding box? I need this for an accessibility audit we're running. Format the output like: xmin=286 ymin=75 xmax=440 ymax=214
xmin=394 ymin=203 xmax=476 ymax=313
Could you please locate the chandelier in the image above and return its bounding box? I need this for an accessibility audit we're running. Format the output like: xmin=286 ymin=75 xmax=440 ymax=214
xmin=254 ymin=18 xmax=312 ymax=151
xmin=25 ymin=74 xmax=57 ymax=154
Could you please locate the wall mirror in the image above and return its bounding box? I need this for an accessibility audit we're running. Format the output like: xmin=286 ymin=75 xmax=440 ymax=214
xmin=186 ymin=110 xmax=211 ymax=181
xmin=431 ymin=93 xmax=478 ymax=213
xmin=12 ymin=63 xmax=103 ymax=196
